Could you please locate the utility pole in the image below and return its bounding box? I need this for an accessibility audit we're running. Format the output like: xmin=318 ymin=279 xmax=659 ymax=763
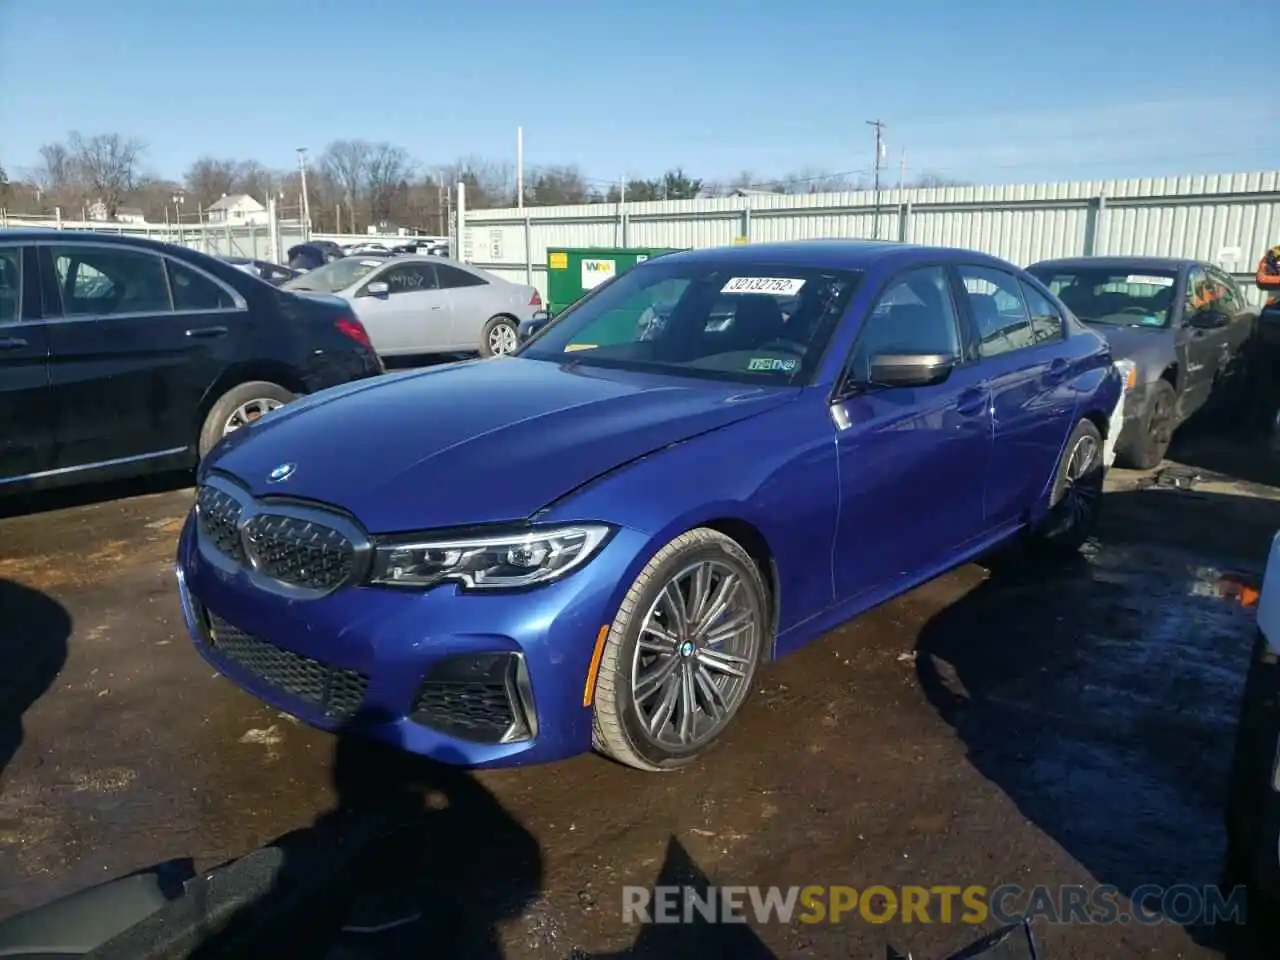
xmin=296 ymin=147 xmax=311 ymax=235
xmin=899 ymin=149 xmax=907 ymax=192
xmin=516 ymin=126 xmax=524 ymax=209
xmin=867 ymin=120 xmax=886 ymax=239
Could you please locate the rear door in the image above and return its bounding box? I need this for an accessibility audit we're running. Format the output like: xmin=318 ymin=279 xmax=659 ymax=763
xmin=434 ymin=262 xmax=496 ymax=350
xmin=0 ymin=244 xmax=54 ymax=484
xmin=956 ymin=264 xmax=1076 ymax=529
xmin=350 ymin=261 xmax=452 ymax=355
xmin=40 ymin=242 xmax=249 ymax=469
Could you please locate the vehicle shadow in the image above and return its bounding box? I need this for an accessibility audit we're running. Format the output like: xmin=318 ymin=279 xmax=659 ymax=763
xmin=573 ymin=836 xmax=779 ymax=960
xmin=0 ymin=470 xmax=192 ymax=520
xmin=913 ymin=486 xmax=1280 ymax=956
xmin=91 ymin=710 xmax=543 ymax=959
xmin=0 ymin=579 xmax=71 ymax=778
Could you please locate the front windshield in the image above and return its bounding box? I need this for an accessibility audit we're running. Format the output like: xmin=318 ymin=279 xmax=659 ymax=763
xmin=1028 ymin=266 xmax=1178 ymax=327
xmin=282 ymin=257 xmax=381 ymax=293
xmin=519 ymin=259 xmax=860 ymax=385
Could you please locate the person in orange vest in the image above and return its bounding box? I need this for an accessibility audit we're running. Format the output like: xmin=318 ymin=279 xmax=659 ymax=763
xmin=1258 ymin=243 xmax=1280 ymax=306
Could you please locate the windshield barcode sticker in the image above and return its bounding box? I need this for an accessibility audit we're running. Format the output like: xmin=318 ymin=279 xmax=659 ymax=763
xmin=721 ymin=277 xmax=806 ymax=295
xmin=1125 ymin=275 xmax=1174 ymax=287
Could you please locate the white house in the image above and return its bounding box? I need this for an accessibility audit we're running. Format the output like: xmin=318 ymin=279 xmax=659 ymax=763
xmin=206 ymin=193 xmax=268 ymax=226
xmin=87 ymin=200 xmax=148 ymax=223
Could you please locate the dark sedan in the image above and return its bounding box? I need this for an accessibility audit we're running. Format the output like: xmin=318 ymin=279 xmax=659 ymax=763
xmin=0 ymin=230 xmax=383 ymax=494
xmin=1027 ymin=256 xmax=1255 ymax=468
xmin=221 ymin=256 xmax=301 ymax=286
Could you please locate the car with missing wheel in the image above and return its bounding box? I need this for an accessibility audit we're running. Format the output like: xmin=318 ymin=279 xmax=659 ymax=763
xmin=1026 ymin=256 xmax=1255 ymax=469
xmin=282 ymin=255 xmax=543 ymax=359
xmin=176 ymin=240 xmax=1121 ymax=771
xmin=0 ymin=230 xmax=382 ymax=495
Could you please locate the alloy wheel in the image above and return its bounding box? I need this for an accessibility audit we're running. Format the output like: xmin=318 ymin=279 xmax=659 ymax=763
xmin=222 ymin=398 xmax=283 ymax=436
xmin=1058 ymin=432 xmax=1102 ymax=532
xmin=488 ymin=323 xmax=518 ymax=356
xmin=629 ymin=559 xmax=761 ymax=750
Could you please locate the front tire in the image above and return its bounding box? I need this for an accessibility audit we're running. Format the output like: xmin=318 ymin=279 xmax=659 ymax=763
xmin=198 ymin=381 xmax=295 ymax=458
xmin=479 ymin=316 xmax=519 ymax=358
xmin=592 ymin=528 xmax=769 ymax=772
xmin=1116 ymin=379 xmax=1176 ymax=470
xmin=1029 ymin=418 xmax=1104 ymax=556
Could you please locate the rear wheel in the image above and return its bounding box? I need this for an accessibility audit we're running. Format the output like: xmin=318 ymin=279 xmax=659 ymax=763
xmin=1029 ymin=418 xmax=1104 ymax=556
xmin=1116 ymin=379 xmax=1176 ymax=470
xmin=479 ymin=316 xmax=519 ymax=358
xmin=592 ymin=528 xmax=769 ymax=772
xmin=198 ymin=381 xmax=295 ymax=458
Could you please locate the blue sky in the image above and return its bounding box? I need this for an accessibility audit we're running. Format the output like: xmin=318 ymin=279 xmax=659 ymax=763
xmin=1 ymin=0 xmax=1276 ymax=188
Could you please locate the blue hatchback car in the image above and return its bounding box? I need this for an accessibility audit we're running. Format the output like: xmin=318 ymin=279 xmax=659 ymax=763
xmin=176 ymin=241 xmax=1122 ymax=771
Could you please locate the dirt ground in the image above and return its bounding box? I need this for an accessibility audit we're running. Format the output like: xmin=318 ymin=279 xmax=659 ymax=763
xmin=1 ymin=428 xmax=1279 ymax=959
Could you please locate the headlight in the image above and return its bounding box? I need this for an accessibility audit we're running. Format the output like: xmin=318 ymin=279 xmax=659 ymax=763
xmin=1114 ymin=359 xmax=1137 ymax=391
xmin=369 ymin=524 xmax=613 ymax=590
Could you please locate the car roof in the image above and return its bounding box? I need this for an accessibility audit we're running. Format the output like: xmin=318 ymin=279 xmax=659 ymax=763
xmin=660 ymin=240 xmax=1015 ymax=271
xmin=0 ymin=228 xmax=189 ymax=251
xmin=1029 ymin=255 xmax=1195 ymax=272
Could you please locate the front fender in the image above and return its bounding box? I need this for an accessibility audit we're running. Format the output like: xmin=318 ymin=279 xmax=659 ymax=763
xmin=538 ymin=396 xmax=840 ymax=635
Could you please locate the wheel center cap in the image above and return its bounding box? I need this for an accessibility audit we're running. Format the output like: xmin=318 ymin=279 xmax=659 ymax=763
xmin=678 ymin=640 xmax=696 ymax=657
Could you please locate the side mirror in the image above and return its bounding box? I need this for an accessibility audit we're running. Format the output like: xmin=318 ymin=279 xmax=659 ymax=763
xmin=362 ymin=281 xmax=390 ymax=297
xmin=868 ymin=352 xmax=956 ymax=387
xmin=518 ymin=313 xmax=550 ymax=343
xmin=1189 ymin=309 xmax=1229 ymax=330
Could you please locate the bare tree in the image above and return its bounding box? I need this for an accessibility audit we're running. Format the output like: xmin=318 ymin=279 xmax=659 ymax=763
xmin=443 ymin=156 xmax=514 ymax=209
xmin=232 ymin=160 xmax=275 ymax=203
xmin=365 ymin=143 xmax=413 ymax=225
xmin=909 ymin=171 xmax=968 ymax=189
xmin=526 ymin=165 xmax=591 ymax=206
xmin=321 ymin=139 xmax=372 ymax=229
xmin=184 ymin=156 xmax=238 ymax=209
xmin=68 ymin=131 xmax=145 ymax=218
xmin=30 ymin=142 xmax=79 ymax=210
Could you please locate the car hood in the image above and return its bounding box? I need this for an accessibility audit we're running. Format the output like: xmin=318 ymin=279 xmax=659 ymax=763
xmin=208 ymin=358 xmax=794 ymax=533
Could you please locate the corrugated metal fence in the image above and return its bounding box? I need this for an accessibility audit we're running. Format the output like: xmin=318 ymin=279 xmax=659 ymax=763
xmin=461 ymin=171 xmax=1280 ymax=305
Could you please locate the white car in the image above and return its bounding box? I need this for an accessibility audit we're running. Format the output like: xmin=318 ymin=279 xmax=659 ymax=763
xmin=282 ymin=255 xmax=544 ymax=358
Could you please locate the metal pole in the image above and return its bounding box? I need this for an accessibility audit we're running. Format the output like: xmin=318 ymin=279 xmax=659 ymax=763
xmin=516 ymin=126 xmax=524 ymax=209
xmin=617 ymin=175 xmax=625 ymax=246
xmin=867 ymin=119 xmax=885 ymax=240
xmin=455 ymin=181 xmax=467 ymax=261
xmin=899 ymin=149 xmax=906 ymax=192
xmin=524 ymin=213 xmax=532 ymax=286
xmin=297 ymin=147 xmax=311 ymax=238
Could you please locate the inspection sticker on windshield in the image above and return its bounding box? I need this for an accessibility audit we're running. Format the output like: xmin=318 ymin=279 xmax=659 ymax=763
xmin=1125 ymin=274 xmax=1174 ymax=287
xmin=747 ymin=357 xmax=798 ymax=372
xmin=721 ymin=277 xmax=806 ymax=295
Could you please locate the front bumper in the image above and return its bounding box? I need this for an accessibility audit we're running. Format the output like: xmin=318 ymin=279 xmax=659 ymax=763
xmin=175 ymin=511 xmax=647 ymax=768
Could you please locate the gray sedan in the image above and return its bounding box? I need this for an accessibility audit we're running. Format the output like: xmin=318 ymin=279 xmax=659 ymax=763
xmin=282 ymin=255 xmax=542 ymax=358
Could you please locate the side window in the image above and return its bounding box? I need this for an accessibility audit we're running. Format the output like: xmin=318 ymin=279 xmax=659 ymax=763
xmin=51 ymin=246 xmax=171 ymax=317
xmin=435 ymin=264 xmax=488 ymax=289
xmin=1019 ymin=280 xmax=1064 ymax=344
xmin=168 ymin=260 xmax=236 ymax=311
xmin=379 ymin=263 xmax=438 ymax=294
xmin=846 ymin=266 xmax=961 ymax=383
xmin=0 ymin=248 xmax=20 ymax=324
xmin=1184 ymin=265 xmax=1212 ymax=317
xmin=958 ymin=265 xmax=1035 ymax=358
xmin=1207 ymin=266 xmax=1242 ymax=313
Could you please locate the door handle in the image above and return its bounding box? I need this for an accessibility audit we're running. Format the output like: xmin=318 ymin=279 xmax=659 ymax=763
xmin=185 ymin=326 xmax=229 ymax=339
xmin=1044 ymin=358 xmax=1069 ymax=384
xmin=0 ymin=336 xmax=28 ymax=350
xmin=956 ymin=388 xmax=987 ymax=416
xmin=430 ymin=305 xmax=443 ymax=311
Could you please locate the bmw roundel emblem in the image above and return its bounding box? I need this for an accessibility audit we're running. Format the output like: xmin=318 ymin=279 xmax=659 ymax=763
xmin=267 ymin=463 xmax=296 ymax=483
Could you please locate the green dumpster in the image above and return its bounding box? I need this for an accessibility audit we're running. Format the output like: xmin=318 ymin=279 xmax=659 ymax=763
xmin=545 ymin=246 xmax=684 ymax=319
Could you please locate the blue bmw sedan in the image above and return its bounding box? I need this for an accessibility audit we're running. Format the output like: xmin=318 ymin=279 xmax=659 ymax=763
xmin=176 ymin=241 xmax=1122 ymax=772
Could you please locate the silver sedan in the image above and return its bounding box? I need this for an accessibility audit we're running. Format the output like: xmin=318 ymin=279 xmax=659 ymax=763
xmin=282 ymin=255 xmax=543 ymax=358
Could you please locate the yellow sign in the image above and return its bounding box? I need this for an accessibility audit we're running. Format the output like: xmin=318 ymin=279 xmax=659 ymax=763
xmin=549 ymin=252 xmax=568 ymax=269
xmin=733 ymin=236 xmax=750 ymax=244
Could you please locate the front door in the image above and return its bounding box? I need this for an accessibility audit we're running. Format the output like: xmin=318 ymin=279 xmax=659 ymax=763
xmin=0 ymin=244 xmax=54 ymax=484
xmin=830 ymin=264 xmax=992 ymax=603
xmin=40 ymin=243 xmax=247 ymax=468
xmin=1178 ymin=264 xmax=1231 ymax=416
xmin=352 ymin=261 xmax=454 ymax=356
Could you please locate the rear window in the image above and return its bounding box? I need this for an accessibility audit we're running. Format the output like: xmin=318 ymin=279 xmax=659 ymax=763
xmin=1027 ymin=265 xmax=1177 ymax=328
